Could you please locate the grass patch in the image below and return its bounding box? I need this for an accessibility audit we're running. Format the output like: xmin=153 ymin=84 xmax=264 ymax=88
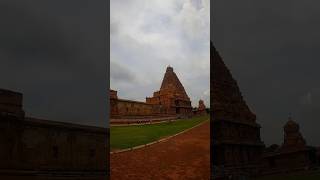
xmin=110 ymin=115 xmax=209 ymax=150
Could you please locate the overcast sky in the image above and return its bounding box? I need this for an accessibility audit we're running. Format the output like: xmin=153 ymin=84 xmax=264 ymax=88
xmin=110 ymin=0 xmax=210 ymax=107
xmin=213 ymin=0 xmax=320 ymax=146
xmin=0 ymin=0 xmax=107 ymax=127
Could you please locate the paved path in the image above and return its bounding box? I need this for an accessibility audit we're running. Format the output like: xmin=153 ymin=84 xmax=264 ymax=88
xmin=110 ymin=120 xmax=210 ymax=180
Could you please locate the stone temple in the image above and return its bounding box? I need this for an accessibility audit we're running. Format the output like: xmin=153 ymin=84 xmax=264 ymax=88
xmin=211 ymin=41 xmax=319 ymax=178
xmin=261 ymin=117 xmax=317 ymax=174
xmin=211 ymin=42 xmax=265 ymax=177
xmin=146 ymin=66 xmax=192 ymax=116
xmin=110 ymin=66 xmax=194 ymax=124
xmin=193 ymin=99 xmax=207 ymax=116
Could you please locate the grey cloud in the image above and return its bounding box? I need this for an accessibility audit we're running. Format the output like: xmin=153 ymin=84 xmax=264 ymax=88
xmin=111 ymin=0 xmax=209 ymax=108
xmin=214 ymin=0 xmax=320 ymax=146
xmin=110 ymin=61 xmax=136 ymax=83
xmin=300 ymin=92 xmax=312 ymax=106
xmin=0 ymin=0 xmax=107 ymax=127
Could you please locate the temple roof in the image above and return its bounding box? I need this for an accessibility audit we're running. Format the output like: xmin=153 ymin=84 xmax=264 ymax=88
xmin=0 ymin=88 xmax=22 ymax=95
xmin=160 ymin=66 xmax=190 ymax=100
xmin=211 ymin=42 xmax=257 ymax=124
xmin=281 ymin=117 xmax=307 ymax=150
xmin=284 ymin=117 xmax=299 ymax=131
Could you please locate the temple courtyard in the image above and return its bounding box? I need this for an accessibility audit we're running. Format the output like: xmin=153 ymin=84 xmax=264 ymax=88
xmin=110 ymin=115 xmax=210 ymax=179
xmin=110 ymin=115 xmax=209 ymax=151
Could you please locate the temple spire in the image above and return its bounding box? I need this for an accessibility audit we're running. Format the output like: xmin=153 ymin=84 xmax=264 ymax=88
xmin=160 ymin=66 xmax=189 ymax=99
xmin=166 ymin=65 xmax=173 ymax=72
xmin=212 ymin=42 xmax=256 ymax=123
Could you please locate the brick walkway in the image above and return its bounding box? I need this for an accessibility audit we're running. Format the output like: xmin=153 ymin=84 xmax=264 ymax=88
xmin=110 ymin=120 xmax=210 ymax=180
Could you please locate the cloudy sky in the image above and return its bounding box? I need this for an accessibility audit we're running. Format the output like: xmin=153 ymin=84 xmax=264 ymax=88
xmin=0 ymin=0 xmax=107 ymax=127
xmin=110 ymin=0 xmax=210 ymax=107
xmin=213 ymin=0 xmax=320 ymax=146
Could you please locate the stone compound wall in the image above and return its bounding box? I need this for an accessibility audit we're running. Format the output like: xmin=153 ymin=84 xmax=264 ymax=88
xmin=110 ymin=91 xmax=163 ymax=119
xmin=262 ymin=151 xmax=314 ymax=174
xmin=0 ymin=89 xmax=25 ymax=118
xmin=0 ymin=89 xmax=108 ymax=179
xmin=116 ymin=99 xmax=160 ymax=117
xmin=0 ymin=116 xmax=108 ymax=175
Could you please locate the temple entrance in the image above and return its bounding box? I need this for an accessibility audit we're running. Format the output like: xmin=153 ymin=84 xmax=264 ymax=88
xmin=176 ymin=108 xmax=180 ymax=114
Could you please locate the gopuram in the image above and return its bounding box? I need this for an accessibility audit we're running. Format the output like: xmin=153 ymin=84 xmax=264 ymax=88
xmin=110 ymin=66 xmax=193 ymax=124
xmin=211 ymin=42 xmax=265 ymax=178
xmin=193 ymin=99 xmax=207 ymax=116
xmin=262 ymin=117 xmax=317 ymax=174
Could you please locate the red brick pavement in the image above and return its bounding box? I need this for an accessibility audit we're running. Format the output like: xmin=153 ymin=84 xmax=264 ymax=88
xmin=110 ymin=120 xmax=210 ymax=180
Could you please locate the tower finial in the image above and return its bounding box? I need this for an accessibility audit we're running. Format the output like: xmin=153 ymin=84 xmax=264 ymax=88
xmin=166 ymin=65 xmax=173 ymax=72
xmin=288 ymin=113 xmax=293 ymax=121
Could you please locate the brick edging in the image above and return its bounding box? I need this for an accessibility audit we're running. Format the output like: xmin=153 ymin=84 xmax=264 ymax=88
xmin=110 ymin=119 xmax=209 ymax=154
xmin=110 ymin=118 xmax=180 ymax=127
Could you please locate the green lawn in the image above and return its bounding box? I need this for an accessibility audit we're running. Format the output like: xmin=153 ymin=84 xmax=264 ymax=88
xmin=256 ymin=170 xmax=320 ymax=180
xmin=110 ymin=115 xmax=209 ymax=150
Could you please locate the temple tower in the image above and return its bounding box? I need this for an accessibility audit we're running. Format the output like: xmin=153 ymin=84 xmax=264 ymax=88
xmin=196 ymin=99 xmax=207 ymax=115
xmin=261 ymin=117 xmax=317 ymax=173
xmin=146 ymin=66 xmax=192 ymax=117
xmin=211 ymin=42 xmax=264 ymax=177
xmin=282 ymin=117 xmax=307 ymax=150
